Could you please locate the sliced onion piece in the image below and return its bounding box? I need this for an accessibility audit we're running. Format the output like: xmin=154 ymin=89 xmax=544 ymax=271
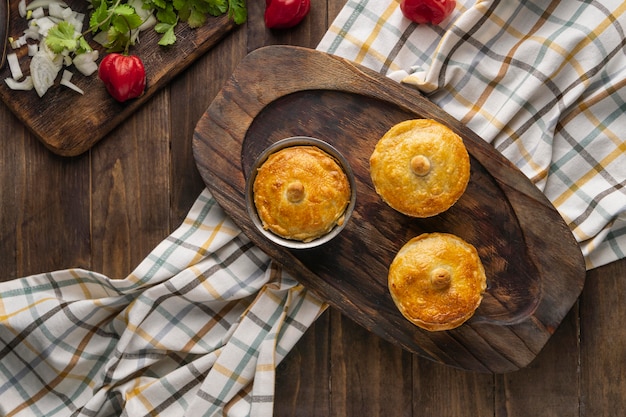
xmin=28 ymin=43 xmax=39 ymax=56
xmin=30 ymin=49 xmax=61 ymax=97
xmin=72 ymin=50 xmax=99 ymax=76
xmin=31 ymin=6 xmax=45 ymax=18
xmin=26 ymin=0 xmax=68 ymax=11
xmin=60 ymin=70 xmax=84 ymax=94
xmin=7 ymin=53 xmax=24 ymax=80
xmin=18 ymin=0 xmax=27 ymax=17
xmin=33 ymin=16 xmax=56 ymax=36
xmin=10 ymin=37 xmax=27 ymax=49
xmin=5 ymin=76 xmax=34 ymax=91
xmin=48 ymin=2 xmax=66 ymax=18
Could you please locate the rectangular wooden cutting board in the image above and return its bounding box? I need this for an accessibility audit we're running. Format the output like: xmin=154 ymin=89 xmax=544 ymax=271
xmin=0 ymin=0 xmax=237 ymax=156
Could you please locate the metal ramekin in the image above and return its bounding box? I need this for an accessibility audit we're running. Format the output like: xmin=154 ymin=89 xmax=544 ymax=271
xmin=245 ymin=136 xmax=356 ymax=249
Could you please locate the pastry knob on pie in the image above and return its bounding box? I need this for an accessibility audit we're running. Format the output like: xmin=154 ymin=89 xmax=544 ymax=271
xmin=369 ymin=119 xmax=470 ymax=217
xmin=388 ymin=233 xmax=487 ymax=331
xmin=252 ymin=145 xmax=351 ymax=242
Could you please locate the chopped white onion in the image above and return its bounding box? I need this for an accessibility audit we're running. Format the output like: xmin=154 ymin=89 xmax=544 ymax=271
xmin=48 ymin=2 xmax=66 ymax=18
xmin=67 ymin=12 xmax=85 ymax=33
xmin=5 ymin=76 xmax=34 ymax=91
xmin=33 ymin=17 xmax=56 ymax=36
xmin=23 ymin=26 xmax=41 ymax=41
xmin=18 ymin=0 xmax=27 ymax=17
xmin=7 ymin=53 xmax=24 ymax=80
xmin=60 ymin=70 xmax=84 ymax=94
xmin=10 ymin=37 xmax=26 ymax=49
xmin=31 ymin=6 xmax=45 ymax=19
xmin=61 ymin=6 xmax=73 ymax=19
xmin=72 ymin=50 xmax=99 ymax=76
xmin=26 ymin=0 xmax=68 ymax=11
xmin=30 ymin=48 xmax=62 ymax=97
xmin=138 ymin=14 xmax=157 ymax=32
xmin=27 ymin=43 xmax=39 ymax=56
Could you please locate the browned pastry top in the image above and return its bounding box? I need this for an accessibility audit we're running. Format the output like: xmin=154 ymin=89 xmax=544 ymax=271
xmin=388 ymin=233 xmax=487 ymax=331
xmin=253 ymin=145 xmax=351 ymax=242
xmin=370 ymin=119 xmax=470 ymax=217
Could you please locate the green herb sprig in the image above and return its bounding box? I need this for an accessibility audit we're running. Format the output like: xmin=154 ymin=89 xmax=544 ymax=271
xmin=145 ymin=0 xmax=247 ymax=45
xmin=46 ymin=21 xmax=92 ymax=54
xmin=89 ymin=0 xmax=144 ymax=52
xmin=46 ymin=0 xmax=247 ymax=54
xmin=45 ymin=0 xmax=144 ymax=54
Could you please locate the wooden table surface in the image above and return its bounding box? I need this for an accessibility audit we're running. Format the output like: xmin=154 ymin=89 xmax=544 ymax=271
xmin=1 ymin=1 xmax=625 ymax=416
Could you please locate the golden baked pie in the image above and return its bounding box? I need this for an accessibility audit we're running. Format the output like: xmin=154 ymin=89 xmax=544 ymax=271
xmin=388 ymin=233 xmax=487 ymax=331
xmin=253 ymin=145 xmax=351 ymax=242
xmin=369 ymin=119 xmax=470 ymax=217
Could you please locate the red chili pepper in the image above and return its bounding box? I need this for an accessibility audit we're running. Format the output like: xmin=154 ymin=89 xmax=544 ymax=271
xmin=98 ymin=53 xmax=146 ymax=103
xmin=400 ymin=0 xmax=456 ymax=25
xmin=264 ymin=0 xmax=310 ymax=29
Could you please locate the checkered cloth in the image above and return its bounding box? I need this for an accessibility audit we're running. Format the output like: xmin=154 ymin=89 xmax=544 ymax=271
xmin=2 ymin=0 xmax=625 ymax=416
xmin=318 ymin=0 xmax=626 ymax=269
xmin=0 ymin=190 xmax=326 ymax=416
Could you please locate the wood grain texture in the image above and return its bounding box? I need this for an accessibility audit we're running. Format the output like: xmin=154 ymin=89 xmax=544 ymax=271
xmin=0 ymin=0 xmax=237 ymax=156
xmin=192 ymin=45 xmax=586 ymax=373
xmin=90 ymin=89 xmax=172 ymax=278
xmin=580 ymin=260 xmax=626 ymax=417
xmin=1 ymin=0 xmax=626 ymax=415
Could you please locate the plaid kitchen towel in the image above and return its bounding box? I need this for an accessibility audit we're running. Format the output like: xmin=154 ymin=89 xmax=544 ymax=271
xmin=318 ymin=0 xmax=626 ymax=269
xmin=0 ymin=189 xmax=326 ymax=416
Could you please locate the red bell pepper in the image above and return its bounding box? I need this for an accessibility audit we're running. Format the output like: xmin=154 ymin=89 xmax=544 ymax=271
xmin=400 ymin=0 xmax=456 ymax=25
xmin=265 ymin=0 xmax=310 ymax=29
xmin=98 ymin=53 xmax=146 ymax=102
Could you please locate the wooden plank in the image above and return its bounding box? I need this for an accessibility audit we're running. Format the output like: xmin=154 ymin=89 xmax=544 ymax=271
xmin=169 ymin=26 xmax=247 ymax=225
xmin=90 ymin=90 xmax=171 ymax=278
xmin=274 ymin=311 xmax=332 ymax=416
xmin=494 ymin=304 xmax=581 ymax=417
xmin=0 ymin=121 xmax=91 ymax=277
xmin=329 ymin=311 xmax=413 ymax=417
xmin=0 ymin=102 xmax=24 ymax=280
xmin=413 ymin=358 xmax=494 ymax=416
xmin=580 ymin=260 xmax=626 ymax=417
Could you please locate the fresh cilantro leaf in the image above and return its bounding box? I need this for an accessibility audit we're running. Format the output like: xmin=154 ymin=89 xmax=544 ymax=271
xmin=112 ymin=16 xmax=129 ymax=34
xmin=89 ymin=0 xmax=247 ymax=52
xmin=89 ymin=1 xmax=111 ymax=31
xmin=187 ymin=8 xmax=206 ymax=28
xmin=77 ymin=37 xmax=93 ymax=54
xmin=172 ymin=0 xmax=189 ymax=20
xmin=188 ymin=0 xmax=211 ymax=14
xmin=157 ymin=26 xmax=176 ymax=45
xmin=113 ymin=4 xmax=138 ymax=16
xmin=205 ymin=0 xmax=227 ymax=16
xmin=156 ymin=6 xmax=178 ymax=25
xmin=144 ymin=0 xmax=166 ymax=10
xmin=154 ymin=22 xmax=172 ymax=33
xmin=171 ymin=0 xmax=185 ymax=10
xmin=103 ymin=25 xmax=131 ymax=52
xmin=228 ymin=0 xmax=246 ymax=24
xmin=46 ymin=22 xmax=78 ymax=54
xmin=127 ymin=12 xmax=145 ymax=29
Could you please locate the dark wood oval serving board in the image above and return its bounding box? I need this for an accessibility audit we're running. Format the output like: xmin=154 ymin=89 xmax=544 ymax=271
xmin=0 ymin=0 xmax=237 ymax=156
xmin=192 ymin=45 xmax=586 ymax=373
